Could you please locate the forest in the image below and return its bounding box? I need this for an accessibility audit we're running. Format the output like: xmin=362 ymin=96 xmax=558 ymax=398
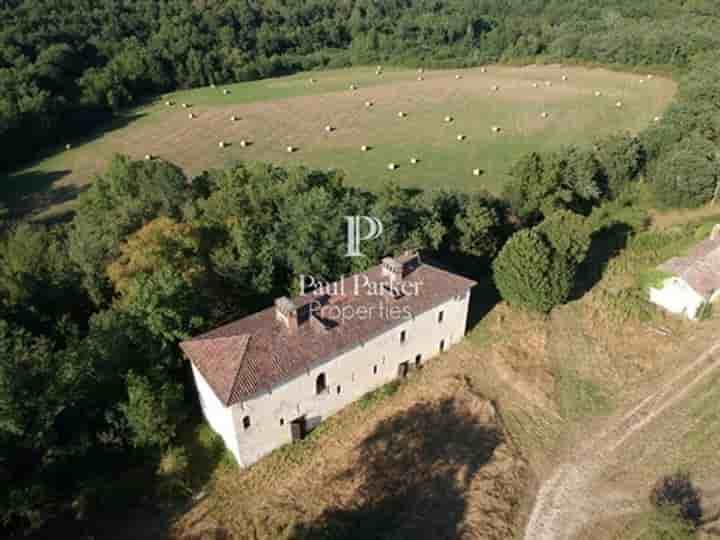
xmin=1 ymin=0 xmax=720 ymax=537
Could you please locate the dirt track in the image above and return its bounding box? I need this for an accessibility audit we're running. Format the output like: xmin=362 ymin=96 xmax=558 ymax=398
xmin=523 ymin=340 xmax=720 ymax=540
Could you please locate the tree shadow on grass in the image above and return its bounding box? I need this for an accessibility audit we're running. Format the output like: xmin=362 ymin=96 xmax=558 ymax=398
xmin=0 ymin=169 xmax=84 ymax=220
xmin=570 ymin=221 xmax=634 ymax=300
xmin=289 ymin=398 xmax=502 ymax=540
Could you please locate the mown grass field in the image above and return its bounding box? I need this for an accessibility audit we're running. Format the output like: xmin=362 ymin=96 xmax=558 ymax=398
xmin=5 ymin=64 xmax=675 ymax=219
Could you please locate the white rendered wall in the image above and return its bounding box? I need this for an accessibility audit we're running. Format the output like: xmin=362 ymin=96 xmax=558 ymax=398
xmin=219 ymin=289 xmax=472 ymax=467
xmin=191 ymin=363 xmax=243 ymax=465
xmin=649 ymin=277 xmax=707 ymax=320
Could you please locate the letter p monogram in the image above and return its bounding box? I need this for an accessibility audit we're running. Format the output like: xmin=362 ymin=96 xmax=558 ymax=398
xmin=346 ymin=216 xmax=383 ymax=257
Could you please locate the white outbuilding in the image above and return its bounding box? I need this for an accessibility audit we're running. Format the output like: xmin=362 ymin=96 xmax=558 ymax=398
xmin=648 ymin=225 xmax=720 ymax=320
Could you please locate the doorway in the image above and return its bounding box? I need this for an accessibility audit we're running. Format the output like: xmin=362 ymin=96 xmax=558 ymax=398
xmin=397 ymin=361 xmax=409 ymax=378
xmin=290 ymin=416 xmax=307 ymax=441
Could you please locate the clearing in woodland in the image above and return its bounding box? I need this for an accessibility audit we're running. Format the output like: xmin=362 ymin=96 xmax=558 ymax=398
xmin=6 ymin=64 xmax=675 ymax=220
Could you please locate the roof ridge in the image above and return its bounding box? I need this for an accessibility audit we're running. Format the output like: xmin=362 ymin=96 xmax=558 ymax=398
xmin=226 ymin=333 xmax=252 ymax=404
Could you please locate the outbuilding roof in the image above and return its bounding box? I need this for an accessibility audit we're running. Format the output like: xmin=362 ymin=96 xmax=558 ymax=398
xmin=658 ymin=228 xmax=720 ymax=298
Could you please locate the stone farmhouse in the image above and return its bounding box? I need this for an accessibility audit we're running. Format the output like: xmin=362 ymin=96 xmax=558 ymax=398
xmin=649 ymin=224 xmax=720 ymax=320
xmin=180 ymin=253 xmax=476 ymax=467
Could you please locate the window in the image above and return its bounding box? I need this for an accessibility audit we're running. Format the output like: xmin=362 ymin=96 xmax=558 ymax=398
xmin=400 ymin=330 xmax=407 ymax=344
xmin=438 ymin=310 xmax=444 ymax=323
xmin=242 ymin=416 xmax=251 ymax=430
xmin=415 ymin=354 xmax=422 ymax=367
xmin=280 ymin=418 xmax=285 ymax=426
xmin=373 ymin=365 xmax=378 ymax=375
xmin=336 ymin=385 xmax=342 ymax=395
xmin=316 ymin=373 xmax=327 ymax=394
xmin=439 ymin=339 xmax=445 ymax=352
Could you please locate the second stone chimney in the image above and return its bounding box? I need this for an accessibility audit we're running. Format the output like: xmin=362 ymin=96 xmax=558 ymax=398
xmin=275 ymin=296 xmax=310 ymax=333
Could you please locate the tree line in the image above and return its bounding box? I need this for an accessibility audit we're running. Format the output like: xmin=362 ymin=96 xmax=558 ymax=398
xmin=2 ymin=0 xmax=720 ymax=171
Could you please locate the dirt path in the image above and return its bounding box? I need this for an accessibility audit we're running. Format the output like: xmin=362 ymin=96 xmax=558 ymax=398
xmin=523 ymin=340 xmax=720 ymax=540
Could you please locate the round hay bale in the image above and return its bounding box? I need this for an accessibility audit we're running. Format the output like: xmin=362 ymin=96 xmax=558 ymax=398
xmin=616 ymin=101 xmax=623 ymax=108
xmin=230 ymin=115 xmax=238 ymax=122
xmin=561 ymin=75 xmax=568 ymax=81
xmin=541 ymin=112 xmax=549 ymax=119
xmin=491 ymin=126 xmax=501 ymax=133
xmin=181 ymin=103 xmax=189 ymax=109
xmin=532 ymin=82 xmax=539 ymax=88
xmin=222 ymin=89 xmax=230 ymax=95
xmin=397 ymin=111 xmax=406 ymax=118
xmin=349 ymin=84 xmax=357 ymax=91
xmin=648 ymin=74 xmax=654 ymax=79
xmin=456 ymin=134 xmax=466 ymax=141
xmin=480 ymin=67 xmax=487 ymax=73
xmin=325 ymin=125 xmax=334 ymax=133
xmin=491 ymin=85 xmax=499 ymax=91
xmin=594 ymin=90 xmax=602 ymax=97
xmin=65 ymin=143 xmax=72 ymax=150
xmin=218 ymin=141 xmax=226 ymax=149
xmin=653 ymin=116 xmax=662 ymax=123
xmin=444 ymin=115 xmax=453 ymax=123
xmin=410 ymin=157 xmax=419 ymax=164
xmin=472 ymin=168 xmax=481 ymax=177
xmin=165 ymin=100 xmax=172 ymax=106
xmin=145 ymin=154 xmax=152 ymax=160
xmin=364 ymin=100 xmax=373 ymax=108
xmin=545 ymin=80 xmax=552 ymax=87
xmin=188 ymin=112 xmax=195 ymax=119
xmin=387 ymin=163 xmax=397 ymax=170
xmin=309 ymin=78 xmax=317 ymax=84
xmin=361 ymin=145 xmax=369 ymax=152
xmin=287 ymin=145 xmax=296 ymax=153
xmin=240 ymin=140 xmax=249 ymax=147
xmin=417 ymin=76 xmax=424 ymax=81
xmin=455 ymin=74 xmax=462 ymax=80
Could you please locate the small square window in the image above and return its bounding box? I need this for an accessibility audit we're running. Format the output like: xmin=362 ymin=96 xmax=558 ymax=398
xmin=373 ymin=365 xmax=378 ymax=374
xmin=242 ymin=416 xmax=251 ymax=430
xmin=336 ymin=385 xmax=342 ymax=394
xmin=400 ymin=330 xmax=407 ymax=344
xmin=438 ymin=311 xmax=444 ymax=323
xmin=280 ymin=418 xmax=285 ymax=426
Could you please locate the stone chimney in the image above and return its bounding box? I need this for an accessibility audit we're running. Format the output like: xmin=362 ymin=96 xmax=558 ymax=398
xmin=711 ymin=224 xmax=720 ymax=241
xmin=275 ymin=297 xmax=310 ymax=333
xmin=381 ymin=251 xmax=421 ymax=282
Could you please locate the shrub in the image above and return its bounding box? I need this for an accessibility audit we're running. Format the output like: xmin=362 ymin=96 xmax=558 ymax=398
xmin=493 ymin=229 xmax=574 ymax=313
xmin=650 ymin=471 xmax=703 ymax=527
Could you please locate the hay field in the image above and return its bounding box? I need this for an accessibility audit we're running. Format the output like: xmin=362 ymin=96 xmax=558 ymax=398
xmin=6 ymin=64 xmax=675 ymax=218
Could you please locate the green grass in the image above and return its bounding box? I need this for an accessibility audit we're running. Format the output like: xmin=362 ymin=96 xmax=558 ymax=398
xmin=3 ymin=64 xmax=676 ymax=220
xmin=554 ymin=367 xmax=612 ymax=420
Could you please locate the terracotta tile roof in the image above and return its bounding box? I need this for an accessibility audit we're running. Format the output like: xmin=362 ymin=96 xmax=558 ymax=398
xmin=180 ymin=258 xmax=476 ymax=406
xmin=659 ymin=233 xmax=720 ymax=298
